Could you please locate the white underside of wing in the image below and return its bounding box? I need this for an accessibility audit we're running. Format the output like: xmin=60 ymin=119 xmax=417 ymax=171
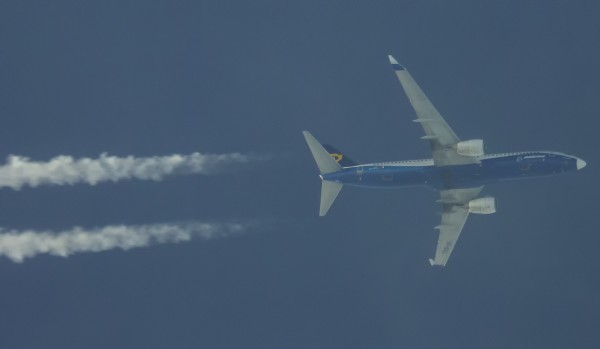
xmin=431 ymin=205 xmax=470 ymax=267
xmin=388 ymin=55 xmax=479 ymax=167
xmin=430 ymin=187 xmax=483 ymax=266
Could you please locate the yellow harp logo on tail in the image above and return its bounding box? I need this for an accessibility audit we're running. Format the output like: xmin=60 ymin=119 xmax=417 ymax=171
xmin=330 ymin=153 xmax=343 ymax=163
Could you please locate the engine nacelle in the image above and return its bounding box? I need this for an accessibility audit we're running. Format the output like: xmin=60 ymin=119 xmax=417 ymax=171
xmin=456 ymin=139 xmax=484 ymax=157
xmin=468 ymin=197 xmax=496 ymax=214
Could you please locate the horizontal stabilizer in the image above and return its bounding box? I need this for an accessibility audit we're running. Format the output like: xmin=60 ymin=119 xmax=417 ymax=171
xmin=303 ymin=131 xmax=342 ymax=174
xmin=320 ymin=180 xmax=343 ymax=216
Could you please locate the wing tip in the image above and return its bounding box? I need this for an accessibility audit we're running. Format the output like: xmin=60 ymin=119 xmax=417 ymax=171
xmin=387 ymin=55 xmax=405 ymax=71
xmin=429 ymin=258 xmax=446 ymax=267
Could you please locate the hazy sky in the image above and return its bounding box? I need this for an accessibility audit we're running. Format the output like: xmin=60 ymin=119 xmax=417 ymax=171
xmin=1 ymin=1 xmax=599 ymax=348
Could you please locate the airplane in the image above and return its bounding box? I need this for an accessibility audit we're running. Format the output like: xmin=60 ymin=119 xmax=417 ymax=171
xmin=303 ymin=55 xmax=587 ymax=267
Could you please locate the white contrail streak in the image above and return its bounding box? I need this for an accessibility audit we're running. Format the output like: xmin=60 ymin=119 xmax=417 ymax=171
xmin=0 ymin=152 xmax=255 ymax=190
xmin=0 ymin=222 xmax=246 ymax=263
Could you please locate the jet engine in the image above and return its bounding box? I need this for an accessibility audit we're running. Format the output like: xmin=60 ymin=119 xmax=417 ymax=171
xmin=456 ymin=139 xmax=484 ymax=157
xmin=468 ymin=197 xmax=496 ymax=214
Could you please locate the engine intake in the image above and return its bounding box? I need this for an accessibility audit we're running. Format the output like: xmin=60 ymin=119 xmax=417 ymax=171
xmin=456 ymin=139 xmax=484 ymax=157
xmin=468 ymin=197 xmax=496 ymax=214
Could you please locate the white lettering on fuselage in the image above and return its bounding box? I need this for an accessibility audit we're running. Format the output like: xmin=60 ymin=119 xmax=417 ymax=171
xmin=524 ymin=155 xmax=545 ymax=159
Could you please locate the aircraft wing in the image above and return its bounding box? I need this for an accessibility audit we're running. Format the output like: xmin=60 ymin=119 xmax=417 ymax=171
xmin=430 ymin=186 xmax=483 ymax=266
xmin=388 ymin=55 xmax=479 ymax=167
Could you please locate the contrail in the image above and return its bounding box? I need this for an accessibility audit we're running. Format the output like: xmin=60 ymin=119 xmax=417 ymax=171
xmin=0 ymin=152 xmax=256 ymax=190
xmin=0 ymin=221 xmax=246 ymax=263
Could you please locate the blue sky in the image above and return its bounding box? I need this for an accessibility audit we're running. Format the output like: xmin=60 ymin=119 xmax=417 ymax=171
xmin=0 ymin=1 xmax=599 ymax=348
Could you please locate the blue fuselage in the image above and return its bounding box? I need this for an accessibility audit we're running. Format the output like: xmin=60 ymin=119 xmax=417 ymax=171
xmin=322 ymin=152 xmax=581 ymax=190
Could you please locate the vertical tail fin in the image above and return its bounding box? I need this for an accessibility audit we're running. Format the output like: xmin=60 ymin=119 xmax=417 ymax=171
xmin=322 ymin=144 xmax=357 ymax=167
xmin=303 ymin=131 xmax=343 ymax=216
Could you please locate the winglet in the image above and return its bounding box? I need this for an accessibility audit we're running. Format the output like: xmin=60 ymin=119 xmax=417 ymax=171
xmin=388 ymin=55 xmax=405 ymax=71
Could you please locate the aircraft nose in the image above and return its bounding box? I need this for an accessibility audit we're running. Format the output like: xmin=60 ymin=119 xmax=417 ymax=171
xmin=576 ymin=158 xmax=587 ymax=170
